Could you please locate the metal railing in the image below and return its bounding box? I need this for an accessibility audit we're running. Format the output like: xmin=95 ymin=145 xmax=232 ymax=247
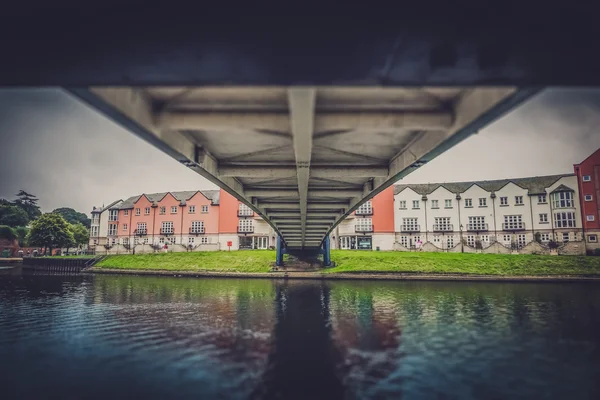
xmin=466 ymin=223 xmax=489 ymax=232
xmin=160 ymin=229 xmax=174 ymax=236
xmin=433 ymin=224 xmax=453 ymax=232
xmin=238 ymin=226 xmax=255 ymax=233
xmin=355 ymin=225 xmax=374 ymax=233
xmin=237 ymin=210 xmax=254 ymax=217
xmin=189 ymin=227 xmax=205 ymax=235
xmin=400 ymin=225 xmax=420 ymax=232
xmin=355 ymin=207 xmax=373 ymax=216
xmin=134 ymin=229 xmax=147 ymax=236
xmin=502 ymin=222 xmax=526 ymax=231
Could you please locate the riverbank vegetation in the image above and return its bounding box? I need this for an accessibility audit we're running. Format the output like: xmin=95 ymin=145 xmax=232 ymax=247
xmin=94 ymin=250 xmax=600 ymax=276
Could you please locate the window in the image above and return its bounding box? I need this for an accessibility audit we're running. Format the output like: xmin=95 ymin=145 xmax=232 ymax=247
xmin=124 ymin=210 xmax=129 ymax=216
xmin=90 ymin=226 xmax=99 ymax=237
xmin=479 ymin=198 xmax=487 ymax=207
xmin=468 ymin=216 xmax=487 ymax=231
xmin=552 ymin=191 xmax=574 ymax=208
xmin=562 ymin=232 xmax=570 ymax=242
xmin=400 ymin=236 xmax=408 ymax=248
xmin=108 ymin=209 xmax=118 ymax=221
xmin=123 ymin=223 xmax=128 ymax=231
xmin=134 ymin=237 xmax=139 ymax=245
xmin=503 ymin=234 xmax=511 ymax=244
xmin=111 ymin=238 xmax=117 ymax=246
xmin=123 ymin=237 xmax=129 ymax=246
xmin=434 ymin=217 xmax=452 ymax=231
xmin=144 ymin=207 xmax=150 ymax=215
xmin=398 ymin=200 xmax=407 ymax=209
xmin=168 ymin=237 xmax=176 ymax=245
xmin=445 ymin=199 xmax=452 ymax=208
xmin=92 ymin=215 xmax=100 ymax=224
xmin=402 ymin=218 xmax=419 ymax=231
xmin=515 ymin=196 xmax=524 ymax=205
xmin=539 ymin=213 xmax=548 ymax=223
xmin=447 ymin=236 xmax=454 ymax=248
xmin=433 ymin=235 xmax=441 ymax=243
xmin=238 ymin=203 xmax=253 ymax=216
xmin=583 ymin=175 xmax=591 ymax=182
xmin=412 ymin=200 xmax=420 ymax=209
xmin=201 ymin=205 xmax=209 ymax=213
xmin=159 ymin=206 xmax=166 ymax=215
xmin=159 ymin=237 xmax=165 ymax=245
xmin=587 ymin=215 xmax=595 ymax=221
xmin=201 ymin=237 xmax=209 ymax=244
xmin=135 ymin=208 xmax=140 ymax=216
xmin=171 ymin=206 xmax=178 ymax=214
xmin=500 ymin=196 xmax=508 ymax=206
xmin=584 ymin=194 xmax=593 ymax=201
xmin=431 ymin=200 xmax=439 ymax=208
xmin=356 ymin=218 xmax=373 ymax=231
xmin=191 ymin=221 xmax=204 ymax=233
xmin=588 ymin=234 xmax=598 ymax=243
xmin=143 ymin=237 xmax=149 ymax=244
xmin=481 ymin=235 xmax=490 ymax=244
xmin=136 ymin=222 xmax=147 ymax=234
xmin=161 ymin=221 xmax=174 ymax=234
xmin=554 ymin=212 xmax=576 ymax=228
xmin=517 ymin=234 xmax=526 ymax=248
xmin=540 ymin=233 xmax=550 ymax=242
xmin=108 ymin=224 xmax=117 ymax=236
xmin=188 ymin=237 xmax=195 ymax=244
xmin=503 ymin=215 xmax=523 ymax=230
xmin=467 ymin=235 xmax=475 ymax=247
xmin=464 ymin=198 xmax=473 ymax=207
xmin=189 ymin=205 xmax=196 ymax=214
xmin=93 ymin=239 xmax=98 ymax=245
xmin=538 ymin=194 xmax=547 ymax=204
xmin=238 ymin=219 xmax=253 ymax=232
xmin=356 ymin=201 xmax=372 ymax=215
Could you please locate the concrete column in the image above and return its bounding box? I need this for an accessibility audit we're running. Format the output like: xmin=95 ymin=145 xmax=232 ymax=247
xmin=322 ymin=235 xmax=331 ymax=267
xmin=276 ymin=236 xmax=285 ymax=266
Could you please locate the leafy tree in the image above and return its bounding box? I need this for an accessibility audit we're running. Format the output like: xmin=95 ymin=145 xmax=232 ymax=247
xmin=14 ymin=226 xmax=29 ymax=247
xmin=53 ymin=207 xmax=91 ymax=228
xmin=70 ymin=223 xmax=89 ymax=248
xmin=13 ymin=190 xmax=41 ymax=221
xmin=27 ymin=214 xmax=74 ymax=255
xmin=0 ymin=204 xmax=30 ymax=227
xmin=0 ymin=225 xmax=17 ymax=241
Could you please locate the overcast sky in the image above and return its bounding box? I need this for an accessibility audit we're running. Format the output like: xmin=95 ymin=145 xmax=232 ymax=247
xmin=0 ymin=88 xmax=599 ymax=214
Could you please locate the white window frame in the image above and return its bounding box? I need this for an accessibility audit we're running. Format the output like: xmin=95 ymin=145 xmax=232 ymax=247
xmin=108 ymin=224 xmax=117 ymax=236
xmin=540 ymin=233 xmax=550 ymax=242
xmin=583 ymin=175 xmax=591 ymax=182
xmin=552 ymin=191 xmax=574 ymax=208
xmin=517 ymin=234 xmax=526 ymax=248
xmin=144 ymin=207 xmax=151 ymax=215
xmin=191 ymin=221 xmax=204 ymax=233
xmin=188 ymin=205 xmax=196 ymax=214
xmin=464 ymin=198 xmax=472 ymax=207
xmin=356 ymin=218 xmax=373 ymax=231
xmin=188 ymin=237 xmax=195 ymax=244
xmin=123 ymin=223 xmax=128 ymax=231
xmin=108 ymin=209 xmax=118 ymax=221
xmin=402 ymin=217 xmax=419 ymax=231
xmin=398 ymin=200 xmax=406 ymax=209
xmin=539 ymin=213 xmax=548 ymax=223
xmin=479 ymin=198 xmax=487 ymax=207
xmin=159 ymin=237 xmax=165 ymax=244
xmin=555 ymin=212 xmax=576 ymax=228
xmin=159 ymin=206 xmax=166 ymax=215
xmin=503 ymin=234 xmax=511 ymax=244
xmin=446 ymin=236 xmax=454 ymax=248
xmin=161 ymin=221 xmax=174 ymax=234
xmin=238 ymin=219 xmax=253 ymax=232
xmin=356 ymin=201 xmax=372 ymax=215
xmin=123 ymin=237 xmax=129 ymax=246
xmin=124 ymin=210 xmax=129 ymax=216
xmin=412 ymin=200 xmax=420 ymax=209
xmin=201 ymin=205 xmax=209 ymax=214
xmin=515 ymin=196 xmax=524 ymax=205
xmin=500 ymin=196 xmax=508 ymax=206
xmin=431 ymin=199 xmax=439 ymax=209
xmin=400 ymin=236 xmax=408 ymax=248
xmin=467 ymin=235 xmax=475 ymax=247
xmin=468 ymin=216 xmax=486 ymax=231
xmin=504 ymin=215 xmax=523 ymax=230
xmin=562 ymin=232 xmax=570 ymax=242
xmin=588 ymin=234 xmax=598 ymax=243
xmin=444 ymin=199 xmax=452 ymax=208
xmin=538 ymin=194 xmax=547 ymax=204
xmin=434 ymin=217 xmax=451 ymax=231
xmin=136 ymin=222 xmax=147 ymax=234
xmin=135 ymin=208 xmax=140 ymax=216
xmin=587 ymin=215 xmax=595 ymax=221
xmin=171 ymin=206 xmax=178 ymax=214
xmin=584 ymin=194 xmax=593 ymax=201
xmin=201 ymin=237 xmax=209 ymax=245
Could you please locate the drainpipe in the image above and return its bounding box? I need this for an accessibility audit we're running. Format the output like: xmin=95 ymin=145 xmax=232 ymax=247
xmin=529 ymin=193 xmax=536 ymax=242
xmin=128 ymin=209 xmax=133 ymax=253
xmin=152 ymin=204 xmax=157 ymax=247
xmin=491 ymin=192 xmax=497 ymax=240
xmin=549 ymin=194 xmax=556 ymax=241
xmin=456 ymin=193 xmax=462 ymax=252
xmin=180 ymin=203 xmax=185 ymax=246
xmin=575 ymin=166 xmax=586 ymax=243
xmin=422 ymin=195 xmax=428 ymax=243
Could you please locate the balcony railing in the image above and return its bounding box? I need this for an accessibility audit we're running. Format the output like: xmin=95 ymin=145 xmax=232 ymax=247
xmin=400 ymin=225 xmax=420 ymax=232
xmin=238 ymin=210 xmax=254 ymax=217
xmin=238 ymin=226 xmax=255 ymax=234
xmin=355 ymin=208 xmax=373 ymax=216
xmin=466 ymin=223 xmax=489 ymax=232
xmin=502 ymin=222 xmax=526 ymax=231
xmin=189 ymin=227 xmax=205 ymax=235
xmin=134 ymin=229 xmax=147 ymax=236
xmin=355 ymin=225 xmax=374 ymax=233
xmin=433 ymin=224 xmax=453 ymax=232
xmin=160 ymin=229 xmax=174 ymax=236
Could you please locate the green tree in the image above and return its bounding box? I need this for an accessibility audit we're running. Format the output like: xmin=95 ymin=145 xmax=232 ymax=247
xmin=0 ymin=204 xmax=30 ymax=227
xmin=52 ymin=207 xmax=91 ymax=228
xmin=0 ymin=225 xmax=17 ymax=241
xmin=14 ymin=226 xmax=29 ymax=247
xmin=27 ymin=214 xmax=74 ymax=255
xmin=70 ymin=223 xmax=89 ymax=248
xmin=13 ymin=190 xmax=41 ymax=221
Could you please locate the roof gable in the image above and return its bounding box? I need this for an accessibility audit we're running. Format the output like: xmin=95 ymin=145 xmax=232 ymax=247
xmin=551 ymin=184 xmax=574 ymax=193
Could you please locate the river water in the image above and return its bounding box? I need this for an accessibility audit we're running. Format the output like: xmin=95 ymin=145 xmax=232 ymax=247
xmin=1 ymin=268 xmax=599 ymax=399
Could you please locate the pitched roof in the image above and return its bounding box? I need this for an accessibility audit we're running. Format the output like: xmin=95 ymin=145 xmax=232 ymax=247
xmin=110 ymin=190 xmax=220 ymax=209
xmin=394 ymin=174 xmax=574 ymax=196
xmin=550 ymin=184 xmax=574 ymax=193
xmin=91 ymin=199 xmax=122 ymax=213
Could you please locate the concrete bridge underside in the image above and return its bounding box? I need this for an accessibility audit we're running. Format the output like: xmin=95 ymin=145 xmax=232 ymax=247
xmin=70 ymin=86 xmax=534 ymax=250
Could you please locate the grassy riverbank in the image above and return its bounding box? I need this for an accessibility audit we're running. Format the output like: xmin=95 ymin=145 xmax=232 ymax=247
xmin=93 ymin=250 xmax=600 ymax=276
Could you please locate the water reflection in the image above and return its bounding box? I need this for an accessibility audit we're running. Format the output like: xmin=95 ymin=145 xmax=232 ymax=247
xmin=1 ymin=272 xmax=599 ymax=399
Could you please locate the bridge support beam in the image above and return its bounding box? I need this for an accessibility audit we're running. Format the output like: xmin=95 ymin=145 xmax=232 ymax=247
xmin=276 ymin=236 xmax=286 ymax=267
xmin=321 ymin=235 xmax=332 ymax=267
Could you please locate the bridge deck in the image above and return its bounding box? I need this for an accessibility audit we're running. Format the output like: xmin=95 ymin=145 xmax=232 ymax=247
xmin=70 ymin=86 xmax=532 ymax=249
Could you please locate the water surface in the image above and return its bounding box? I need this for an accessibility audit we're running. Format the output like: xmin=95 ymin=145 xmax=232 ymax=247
xmin=1 ymin=269 xmax=599 ymax=399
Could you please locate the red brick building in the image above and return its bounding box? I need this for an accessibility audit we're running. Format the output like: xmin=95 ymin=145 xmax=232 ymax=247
xmin=574 ymin=148 xmax=600 ymax=250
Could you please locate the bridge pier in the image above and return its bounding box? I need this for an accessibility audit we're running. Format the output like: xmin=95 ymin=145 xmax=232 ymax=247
xmin=321 ymin=235 xmax=331 ymax=267
xmin=276 ymin=236 xmax=286 ymax=267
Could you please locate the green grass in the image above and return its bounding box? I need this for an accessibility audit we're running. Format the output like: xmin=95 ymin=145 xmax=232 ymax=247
xmin=94 ymin=250 xmax=600 ymax=276
xmin=326 ymin=250 xmax=600 ymax=276
xmin=95 ymin=250 xmax=275 ymax=273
